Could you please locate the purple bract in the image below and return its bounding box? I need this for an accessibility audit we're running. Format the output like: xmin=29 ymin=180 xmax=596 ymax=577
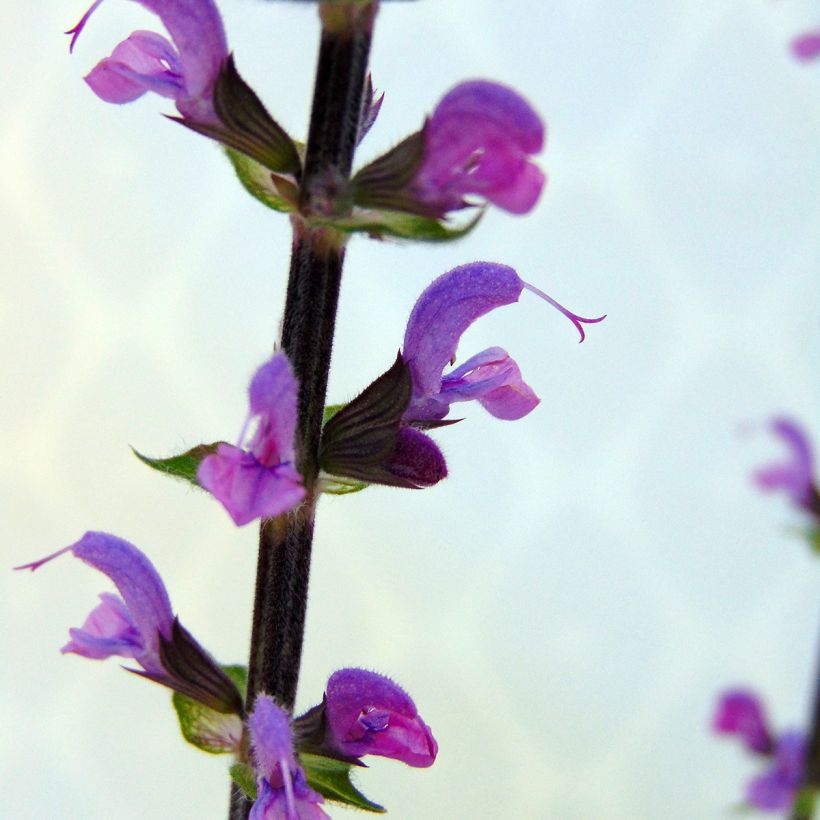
xmin=198 ymin=353 xmax=306 ymax=526
xmin=68 ymin=0 xmax=229 ymax=123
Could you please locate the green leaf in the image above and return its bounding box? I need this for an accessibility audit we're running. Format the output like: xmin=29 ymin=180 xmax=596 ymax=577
xmin=312 ymin=206 xmax=484 ymax=242
xmin=301 ymin=752 xmax=385 ymax=813
xmin=225 ymin=148 xmax=297 ymax=213
xmin=229 ymin=763 xmax=257 ymax=801
xmin=132 ymin=442 xmax=223 ymax=487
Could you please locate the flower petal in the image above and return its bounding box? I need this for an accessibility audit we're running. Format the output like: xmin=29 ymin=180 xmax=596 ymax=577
xmin=713 ymin=689 xmax=773 ymax=754
xmin=249 ymin=695 xmax=328 ymax=820
xmin=439 ymin=346 xmax=539 ymax=420
xmin=250 ymin=694 xmax=296 ymax=782
xmin=61 ymin=591 xmax=142 ymax=660
xmin=403 ymin=262 xmax=525 ymax=418
xmin=414 ymin=80 xmax=545 ymax=215
xmin=247 ymin=353 xmax=300 ymax=467
xmin=385 ymin=428 xmax=448 ymax=488
xmin=198 ymin=444 xmax=306 ymax=527
xmin=746 ymin=731 xmax=805 ymax=810
xmin=70 ymin=0 xmax=228 ymax=122
xmin=325 ymin=668 xmax=438 ymax=767
xmin=754 ymin=417 xmax=816 ymax=509
xmin=17 ymin=532 xmax=174 ymax=673
xmin=792 ymin=32 xmax=820 ymax=62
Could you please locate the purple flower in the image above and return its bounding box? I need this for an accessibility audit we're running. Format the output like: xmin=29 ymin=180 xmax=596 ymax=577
xmin=198 ymin=353 xmax=306 ymax=526
xmin=15 ymin=531 xmax=243 ymax=719
xmin=792 ymin=31 xmax=820 ymax=62
xmin=324 ymin=668 xmax=438 ymax=767
xmin=713 ymin=689 xmax=773 ymax=754
xmin=67 ymin=0 xmax=229 ymax=124
xmin=747 ymin=732 xmax=806 ymax=811
xmin=713 ymin=689 xmax=805 ymax=811
xmin=754 ymin=417 xmax=820 ymax=515
xmin=402 ymin=261 xmax=605 ymax=424
xmin=18 ymin=531 xmax=173 ymax=675
xmin=412 ymin=80 xmax=546 ymax=216
xmin=249 ymin=695 xmax=328 ymax=820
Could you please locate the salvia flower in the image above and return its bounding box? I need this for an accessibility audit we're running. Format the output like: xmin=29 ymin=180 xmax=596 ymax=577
xmin=249 ymin=695 xmax=328 ymax=820
xmin=293 ymin=668 xmax=438 ymax=768
xmin=402 ymin=261 xmax=605 ymax=424
xmin=198 ymin=353 xmax=306 ymax=526
xmin=792 ymin=31 xmax=820 ymax=62
xmin=67 ymin=0 xmax=229 ymax=124
xmin=754 ymin=417 xmax=820 ymax=517
xmin=713 ymin=689 xmax=805 ymax=811
xmin=15 ymin=532 xmax=243 ymax=719
xmin=412 ymin=80 xmax=546 ymax=216
xmin=352 ymin=80 xmax=545 ymax=222
xmin=319 ymin=262 xmax=604 ymax=489
xmin=323 ymin=668 xmax=438 ymax=767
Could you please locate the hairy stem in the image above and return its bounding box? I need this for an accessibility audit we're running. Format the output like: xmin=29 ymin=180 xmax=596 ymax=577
xmin=791 ymin=633 xmax=820 ymax=820
xmin=229 ymin=3 xmax=376 ymax=817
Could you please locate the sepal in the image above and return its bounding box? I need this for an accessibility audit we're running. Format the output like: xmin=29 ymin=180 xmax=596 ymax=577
xmin=357 ymin=74 xmax=383 ymax=146
xmin=172 ymin=665 xmax=247 ymax=754
xmin=132 ymin=443 xmax=222 ymax=488
xmin=809 ymin=526 xmax=820 ymax=555
xmin=230 ymin=762 xmax=258 ymax=800
xmin=225 ymin=149 xmax=299 ymax=213
xmin=134 ymin=618 xmax=244 ymax=715
xmin=352 ymin=128 xmax=433 ymax=216
xmin=300 ymin=753 xmax=385 ymax=814
xmin=319 ymin=353 xmax=414 ymax=487
xmin=314 ymin=203 xmax=484 ymax=242
xmin=172 ymin=55 xmax=302 ymax=176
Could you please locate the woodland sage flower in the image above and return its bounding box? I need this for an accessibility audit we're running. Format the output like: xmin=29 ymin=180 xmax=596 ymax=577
xmin=402 ymin=261 xmax=605 ymax=424
xmin=754 ymin=417 xmax=820 ymax=516
xmin=321 ymin=668 xmax=438 ymax=767
xmin=67 ymin=0 xmax=229 ymax=124
xmin=16 ymin=532 xmax=243 ymax=719
xmin=198 ymin=353 xmax=306 ymax=526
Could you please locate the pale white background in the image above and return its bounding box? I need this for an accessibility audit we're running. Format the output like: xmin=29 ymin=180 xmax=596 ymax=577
xmin=2 ymin=1 xmax=820 ymax=818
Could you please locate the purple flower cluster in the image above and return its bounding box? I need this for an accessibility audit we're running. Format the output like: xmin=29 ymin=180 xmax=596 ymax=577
xmin=18 ymin=533 xmax=437 ymax=815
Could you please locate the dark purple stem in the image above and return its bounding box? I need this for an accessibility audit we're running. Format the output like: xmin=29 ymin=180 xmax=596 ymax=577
xmin=229 ymin=3 xmax=375 ymax=817
xmin=791 ymin=633 xmax=820 ymax=820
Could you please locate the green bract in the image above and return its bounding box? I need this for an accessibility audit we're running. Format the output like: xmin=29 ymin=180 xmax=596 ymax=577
xmin=300 ymin=752 xmax=385 ymax=813
xmin=172 ymin=665 xmax=247 ymax=755
xmin=132 ymin=443 xmax=223 ymax=488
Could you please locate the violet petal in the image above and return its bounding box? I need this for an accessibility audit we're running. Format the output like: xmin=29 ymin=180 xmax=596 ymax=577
xmin=713 ymin=689 xmax=773 ymax=754
xmin=403 ymin=262 xmax=525 ymax=420
xmin=325 ymin=668 xmax=438 ymax=767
